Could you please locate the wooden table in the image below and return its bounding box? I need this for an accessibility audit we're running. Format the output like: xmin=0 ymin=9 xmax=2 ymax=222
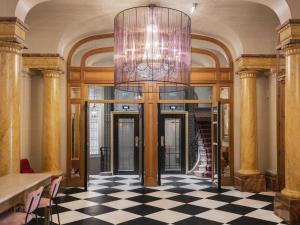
xmin=0 ymin=173 xmax=51 ymax=214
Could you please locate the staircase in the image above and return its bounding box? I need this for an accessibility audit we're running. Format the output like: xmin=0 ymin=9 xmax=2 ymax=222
xmin=191 ymin=121 xmax=212 ymax=178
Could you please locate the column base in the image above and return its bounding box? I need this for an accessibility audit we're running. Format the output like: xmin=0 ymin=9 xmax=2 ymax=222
xmin=274 ymin=193 xmax=300 ymax=224
xmin=234 ymin=173 xmax=266 ymax=192
xmin=144 ymin=177 xmax=158 ymax=186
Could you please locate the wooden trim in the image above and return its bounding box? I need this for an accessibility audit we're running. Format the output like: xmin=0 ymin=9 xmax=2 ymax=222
xmin=192 ymin=48 xmax=221 ymax=69
xmin=81 ymin=47 xmax=114 ymax=67
xmin=191 ymin=33 xmax=234 ymax=68
xmin=67 ymin=33 xmax=114 ymax=67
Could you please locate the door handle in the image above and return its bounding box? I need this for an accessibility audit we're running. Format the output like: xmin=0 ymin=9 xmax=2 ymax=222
xmin=135 ymin=136 xmax=139 ymax=147
xmin=161 ymin=136 xmax=164 ymax=147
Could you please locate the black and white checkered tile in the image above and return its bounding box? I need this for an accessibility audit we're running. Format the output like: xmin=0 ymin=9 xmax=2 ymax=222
xmin=34 ymin=175 xmax=287 ymax=225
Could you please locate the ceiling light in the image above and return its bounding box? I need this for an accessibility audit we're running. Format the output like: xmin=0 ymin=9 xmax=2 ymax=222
xmin=191 ymin=3 xmax=198 ymax=13
xmin=114 ymin=5 xmax=191 ymax=92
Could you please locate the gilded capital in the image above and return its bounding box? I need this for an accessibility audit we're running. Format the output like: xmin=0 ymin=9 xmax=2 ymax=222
xmin=283 ymin=44 xmax=300 ymax=56
xmin=239 ymin=71 xmax=257 ymax=79
xmin=0 ymin=41 xmax=23 ymax=53
xmin=42 ymin=69 xmax=62 ymax=78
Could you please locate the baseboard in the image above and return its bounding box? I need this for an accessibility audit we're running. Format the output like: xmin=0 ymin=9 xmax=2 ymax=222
xmin=265 ymin=171 xmax=279 ymax=192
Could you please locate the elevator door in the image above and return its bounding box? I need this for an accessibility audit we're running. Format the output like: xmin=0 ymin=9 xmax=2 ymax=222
xmin=114 ymin=114 xmax=139 ymax=174
xmin=160 ymin=114 xmax=185 ymax=174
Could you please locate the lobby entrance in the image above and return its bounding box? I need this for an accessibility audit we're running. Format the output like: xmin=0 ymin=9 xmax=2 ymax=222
xmin=66 ymin=34 xmax=234 ymax=188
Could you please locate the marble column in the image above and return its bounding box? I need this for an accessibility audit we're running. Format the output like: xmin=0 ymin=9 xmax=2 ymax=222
xmin=274 ymin=44 xmax=300 ymax=223
xmin=42 ymin=69 xmax=62 ymax=176
xmin=0 ymin=42 xmax=23 ymax=176
xmin=281 ymin=44 xmax=300 ymax=199
xmin=239 ymin=71 xmax=259 ymax=175
xmin=235 ymin=70 xmax=266 ymax=192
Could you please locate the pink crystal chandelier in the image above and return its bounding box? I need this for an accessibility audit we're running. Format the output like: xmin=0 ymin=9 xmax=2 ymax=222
xmin=114 ymin=5 xmax=191 ymax=92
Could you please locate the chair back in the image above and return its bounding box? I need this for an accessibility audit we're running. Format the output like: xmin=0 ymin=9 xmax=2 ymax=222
xmin=25 ymin=186 xmax=44 ymax=213
xmin=50 ymin=176 xmax=62 ymax=199
xmin=20 ymin=159 xmax=34 ymax=173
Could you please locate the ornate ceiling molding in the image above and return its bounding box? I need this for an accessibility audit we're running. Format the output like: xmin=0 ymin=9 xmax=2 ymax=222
xmin=0 ymin=17 xmax=29 ymax=46
xmin=277 ymin=19 xmax=300 ymax=48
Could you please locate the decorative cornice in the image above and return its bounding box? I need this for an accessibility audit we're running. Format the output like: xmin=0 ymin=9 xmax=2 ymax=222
xmin=0 ymin=17 xmax=28 ymax=46
xmin=239 ymin=71 xmax=257 ymax=79
xmin=277 ymin=20 xmax=300 ymax=49
xmin=22 ymin=54 xmax=65 ymax=71
xmin=235 ymin=54 xmax=285 ymax=73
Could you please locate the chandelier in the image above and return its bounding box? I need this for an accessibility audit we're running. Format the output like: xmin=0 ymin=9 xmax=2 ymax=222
xmin=114 ymin=5 xmax=191 ymax=92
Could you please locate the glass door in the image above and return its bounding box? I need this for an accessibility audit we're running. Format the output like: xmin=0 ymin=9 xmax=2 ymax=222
xmin=159 ymin=114 xmax=186 ymax=174
xmin=113 ymin=114 xmax=140 ymax=174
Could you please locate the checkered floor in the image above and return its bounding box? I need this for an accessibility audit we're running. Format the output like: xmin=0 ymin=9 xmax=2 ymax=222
xmin=33 ymin=175 xmax=286 ymax=225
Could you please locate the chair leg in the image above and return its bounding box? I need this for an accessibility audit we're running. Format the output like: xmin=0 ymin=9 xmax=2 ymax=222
xmin=49 ymin=207 xmax=53 ymax=225
xmin=35 ymin=213 xmax=40 ymax=225
xmin=55 ymin=203 xmax=61 ymax=225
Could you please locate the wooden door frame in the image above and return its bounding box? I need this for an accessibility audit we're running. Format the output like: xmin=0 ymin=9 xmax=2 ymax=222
xmin=277 ymin=75 xmax=285 ymax=191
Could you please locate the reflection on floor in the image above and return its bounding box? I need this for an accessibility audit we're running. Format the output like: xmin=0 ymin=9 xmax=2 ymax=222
xmin=35 ymin=175 xmax=286 ymax=225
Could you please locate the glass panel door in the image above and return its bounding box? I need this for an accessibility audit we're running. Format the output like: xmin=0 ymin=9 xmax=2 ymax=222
xmin=114 ymin=114 xmax=139 ymax=174
xmin=165 ymin=118 xmax=182 ymax=171
xmin=118 ymin=118 xmax=135 ymax=171
xmin=160 ymin=114 xmax=186 ymax=174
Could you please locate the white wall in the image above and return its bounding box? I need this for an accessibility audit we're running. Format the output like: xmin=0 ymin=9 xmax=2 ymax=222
xmin=20 ymin=69 xmax=32 ymax=160
xmin=30 ymin=74 xmax=43 ymax=171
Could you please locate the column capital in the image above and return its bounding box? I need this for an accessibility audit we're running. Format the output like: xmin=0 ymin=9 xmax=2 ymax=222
xmin=0 ymin=17 xmax=28 ymax=46
xmin=283 ymin=43 xmax=300 ymax=56
xmin=238 ymin=70 xmax=257 ymax=79
xmin=235 ymin=54 xmax=285 ymax=73
xmin=22 ymin=53 xmax=65 ymax=72
xmin=277 ymin=19 xmax=300 ymax=49
xmin=42 ymin=69 xmax=63 ymax=78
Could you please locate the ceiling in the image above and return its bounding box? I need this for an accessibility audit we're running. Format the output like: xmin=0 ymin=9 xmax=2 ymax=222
xmin=1 ymin=0 xmax=299 ymax=58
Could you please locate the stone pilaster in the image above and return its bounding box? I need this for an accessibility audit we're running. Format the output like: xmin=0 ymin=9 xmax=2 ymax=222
xmin=0 ymin=17 xmax=28 ymax=176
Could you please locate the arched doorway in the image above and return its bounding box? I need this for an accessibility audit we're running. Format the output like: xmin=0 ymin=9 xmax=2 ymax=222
xmin=65 ymin=33 xmax=234 ymax=188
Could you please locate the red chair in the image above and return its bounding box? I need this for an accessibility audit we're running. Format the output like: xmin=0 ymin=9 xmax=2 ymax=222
xmin=20 ymin=159 xmax=34 ymax=173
